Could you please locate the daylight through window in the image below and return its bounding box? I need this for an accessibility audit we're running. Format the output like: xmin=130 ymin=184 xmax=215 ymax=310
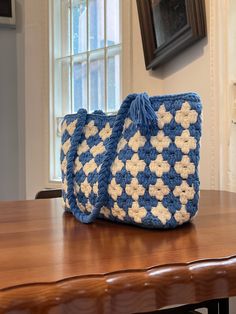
xmin=50 ymin=0 xmax=121 ymax=180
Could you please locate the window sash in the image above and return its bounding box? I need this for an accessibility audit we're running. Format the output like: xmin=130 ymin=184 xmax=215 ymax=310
xmin=50 ymin=0 xmax=122 ymax=181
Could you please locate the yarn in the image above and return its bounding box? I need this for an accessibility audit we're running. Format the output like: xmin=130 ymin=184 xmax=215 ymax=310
xmin=129 ymin=92 xmax=158 ymax=135
xmin=61 ymin=92 xmax=202 ymax=229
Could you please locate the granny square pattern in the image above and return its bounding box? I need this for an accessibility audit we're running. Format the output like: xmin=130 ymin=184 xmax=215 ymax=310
xmin=61 ymin=93 xmax=202 ymax=229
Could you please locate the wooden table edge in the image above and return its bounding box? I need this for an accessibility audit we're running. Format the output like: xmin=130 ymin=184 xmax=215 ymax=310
xmin=1 ymin=255 xmax=236 ymax=313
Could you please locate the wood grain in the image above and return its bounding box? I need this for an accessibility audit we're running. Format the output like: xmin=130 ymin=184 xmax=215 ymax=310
xmin=0 ymin=191 xmax=236 ymax=313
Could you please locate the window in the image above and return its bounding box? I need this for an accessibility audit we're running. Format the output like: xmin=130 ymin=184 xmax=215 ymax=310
xmin=50 ymin=0 xmax=121 ymax=181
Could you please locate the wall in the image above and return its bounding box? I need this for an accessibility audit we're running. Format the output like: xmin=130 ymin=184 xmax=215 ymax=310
xmin=131 ymin=1 xmax=163 ymax=95
xmin=0 ymin=0 xmax=48 ymax=201
xmin=228 ymin=0 xmax=236 ymax=191
xmin=23 ymin=0 xmax=48 ymax=199
xmin=14 ymin=0 xmax=48 ymax=199
xmin=16 ymin=0 xmax=26 ymax=200
xmin=0 ymin=27 xmax=19 ymax=200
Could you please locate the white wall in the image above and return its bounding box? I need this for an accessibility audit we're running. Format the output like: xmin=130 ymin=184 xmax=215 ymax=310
xmin=228 ymin=0 xmax=236 ymax=191
xmin=229 ymin=126 xmax=236 ymax=190
xmin=23 ymin=0 xmax=48 ymax=199
xmin=0 ymin=27 xmax=19 ymax=200
xmin=131 ymin=1 xmax=163 ymax=95
xmin=14 ymin=0 xmax=48 ymax=199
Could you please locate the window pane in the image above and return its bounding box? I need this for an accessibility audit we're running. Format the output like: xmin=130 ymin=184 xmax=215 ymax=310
xmin=89 ymin=50 xmax=105 ymax=111
xmin=72 ymin=0 xmax=87 ymax=54
xmin=55 ymin=134 xmax=62 ymax=180
xmin=89 ymin=0 xmax=105 ymax=50
xmin=54 ymin=58 xmax=71 ymax=180
xmin=73 ymin=54 xmax=87 ymax=112
xmin=106 ymin=0 xmax=120 ymax=46
xmin=54 ymin=0 xmax=71 ymax=58
xmin=54 ymin=58 xmax=71 ymax=116
xmin=107 ymin=46 xmax=121 ymax=112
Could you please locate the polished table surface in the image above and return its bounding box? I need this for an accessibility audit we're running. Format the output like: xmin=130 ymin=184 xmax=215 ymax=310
xmin=0 ymin=190 xmax=236 ymax=313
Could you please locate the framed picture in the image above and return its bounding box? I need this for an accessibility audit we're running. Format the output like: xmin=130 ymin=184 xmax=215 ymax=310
xmin=136 ymin=0 xmax=207 ymax=69
xmin=0 ymin=0 xmax=16 ymax=28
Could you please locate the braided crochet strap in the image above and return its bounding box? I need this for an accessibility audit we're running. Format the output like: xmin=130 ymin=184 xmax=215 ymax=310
xmin=66 ymin=108 xmax=88 ymax=218
xmin=67 ymin=93 xmax=154 ymax=223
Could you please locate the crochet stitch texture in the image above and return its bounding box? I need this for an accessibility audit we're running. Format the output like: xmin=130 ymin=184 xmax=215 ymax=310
xmin=61 ymin=92 xmax=202 ymax=228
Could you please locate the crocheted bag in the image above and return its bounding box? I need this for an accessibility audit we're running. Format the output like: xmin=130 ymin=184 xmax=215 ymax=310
xmin=61 ymin=92 xmax=202 ymax=229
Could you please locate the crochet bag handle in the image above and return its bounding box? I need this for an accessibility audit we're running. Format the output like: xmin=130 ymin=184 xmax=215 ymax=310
xmin=66 ymin=93 xmax=156 ymax=223
xmin=65 ymin=108 xmax=88 ymax=220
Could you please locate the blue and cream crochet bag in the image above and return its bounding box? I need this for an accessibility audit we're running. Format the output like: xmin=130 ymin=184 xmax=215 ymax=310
xmin=61 ymin=92 xmax=202 ymax=229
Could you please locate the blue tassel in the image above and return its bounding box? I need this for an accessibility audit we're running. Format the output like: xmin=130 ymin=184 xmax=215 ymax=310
xmin=130 ymin=93 xmax=157 ymax=135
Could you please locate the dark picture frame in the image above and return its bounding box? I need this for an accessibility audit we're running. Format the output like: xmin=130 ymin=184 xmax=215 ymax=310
xmin=136 ymin=0 xmax=207 ymax=70
xmin=0 ymin=0 xmax=16 ymax=28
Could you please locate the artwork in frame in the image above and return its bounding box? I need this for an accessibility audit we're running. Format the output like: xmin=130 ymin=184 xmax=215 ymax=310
xmin=0 ymin=0 xmax=16 ymax=28
xmin=136 ymin=0 xmax=207 ymax=70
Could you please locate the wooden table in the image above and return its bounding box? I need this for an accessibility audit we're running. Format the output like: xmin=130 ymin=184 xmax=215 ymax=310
xmin=0 ymin=190 xmax=236 ymax=313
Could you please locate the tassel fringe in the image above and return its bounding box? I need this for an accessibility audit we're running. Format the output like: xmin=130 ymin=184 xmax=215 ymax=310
xmin=130 ymin=93 xmax=158 ymax=135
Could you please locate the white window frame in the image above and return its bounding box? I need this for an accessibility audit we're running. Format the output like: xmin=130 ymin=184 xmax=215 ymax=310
xmin=47 ymin=0 xmax=132 ymax=187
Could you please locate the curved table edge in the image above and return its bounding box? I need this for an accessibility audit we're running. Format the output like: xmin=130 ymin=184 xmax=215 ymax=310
xmin=1 ymin=256 xmax=236 ymax=313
